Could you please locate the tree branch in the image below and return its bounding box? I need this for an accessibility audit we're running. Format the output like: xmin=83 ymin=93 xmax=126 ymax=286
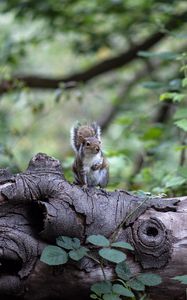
xmin=1 ymin=10 xmax=187 ymax=94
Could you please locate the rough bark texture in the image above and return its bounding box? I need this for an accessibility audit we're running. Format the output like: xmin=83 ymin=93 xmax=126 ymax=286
xmin=0 ymin=153 xmax=186 ymax=300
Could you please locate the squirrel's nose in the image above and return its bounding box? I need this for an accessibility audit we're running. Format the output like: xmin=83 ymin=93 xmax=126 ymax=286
xmin=95 ymin=147 xmax=100 ymax=152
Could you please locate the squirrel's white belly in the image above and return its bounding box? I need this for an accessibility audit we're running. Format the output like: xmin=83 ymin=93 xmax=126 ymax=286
xmin=83 ymin=153 xmax=103 ymax=186
xmin=87 ymin=169 xmax=103 ymax=186
xmin=88 ymin=169 xmax=107 ymax=186
xmin=83 ymin=153 xmax=101 ymax=170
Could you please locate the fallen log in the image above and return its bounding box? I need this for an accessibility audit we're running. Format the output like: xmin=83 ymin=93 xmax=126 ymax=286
xmin=0 ymin=153 xmax=186 ymax=300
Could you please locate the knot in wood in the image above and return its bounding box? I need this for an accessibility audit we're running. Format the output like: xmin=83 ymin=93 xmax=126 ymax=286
xmin=129 ymin=217 xmax=172 ymax=269
xmin=137 ymin=218 xmax=165 ymax=247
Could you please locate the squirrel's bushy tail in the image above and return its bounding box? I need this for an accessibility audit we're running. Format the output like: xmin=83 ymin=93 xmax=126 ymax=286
xmin=70 ymin=122 xmax=101 ymax=152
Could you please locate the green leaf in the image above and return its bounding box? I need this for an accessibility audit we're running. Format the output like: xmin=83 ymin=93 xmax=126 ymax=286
xmin=115 ymin=116 xmax=133 ymax=126
xmin=137 ymin=273 xmax=162 ymax=286
xmin=165 ymin=176 xmax=186 ymax=188
xmin=138 ymin=51 xmax=178 ymax=60
xmin=111 ymin=241 xmax=134 ymax=251
xmin=127 ymin=279 xmax=145 ymax=291
xmin=160 ymin=92 xmax=185 ymax=102
xmin=175 ymin=119 xmax=187 ymax=132
xmin=140 ymin=295 xmax=148 ymax=300
xmin=172 ymin=275 xmax=187 ymax=284
xmin=69 ymin=246 xmax=88 ymax=261
xmin=91 ymin=281 xmax=112 ymax=296
xmin=178 ymin=167 xmax=187 ymax=179
xmin=182 ymin=78 xmax=187 ymax=88
xmin=103 ymin=294 xmax=121 ymax=300
xmin=56 ymin=236 xmax=80 ymax=250
xmin=142 ymin=127 xmax=163 ymax=140
xmin=99 ymin=248 xmax=126 ymax=263
xmin=87 ymin=235 xmax=110 ymax=247
xmin=90 ymin=294 xmax=98 ymax=299
xmin=175 ymin=145 xmax=187 ymax=151
xmin=174 ymin=108 xmax=187 ymax=120
xmin=40 ymin=245 xmax=68 ymax=266
xmin=112 ymin=284 xmax=134 ymax=297
xmin=141 ymin=81 xmax=166 ymax=90
xmin=115 ymin=261 xmax=132 ymax=281
xmin=180 ymin=65 xmax=187 ymax=73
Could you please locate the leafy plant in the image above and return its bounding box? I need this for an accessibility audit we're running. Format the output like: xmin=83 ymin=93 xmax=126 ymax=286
xmin=137 ymin=49 xmax=187 ymax=195
xmin=40 ymin=234 xmax=162 ymax=299
xmin=172 ymin=275 xmax=187 ymax=285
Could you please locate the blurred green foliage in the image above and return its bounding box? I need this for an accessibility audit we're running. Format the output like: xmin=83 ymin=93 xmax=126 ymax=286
xmin=0 ymin=0 xmax=187 ymax=196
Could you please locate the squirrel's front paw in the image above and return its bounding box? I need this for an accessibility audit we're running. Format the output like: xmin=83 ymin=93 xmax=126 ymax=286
xmin=91 ymin=163 xmax=101 ymax=171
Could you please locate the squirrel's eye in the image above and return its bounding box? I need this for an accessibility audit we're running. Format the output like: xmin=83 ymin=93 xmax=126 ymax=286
xmin=86 ymin=141 xmax=90 ymax=146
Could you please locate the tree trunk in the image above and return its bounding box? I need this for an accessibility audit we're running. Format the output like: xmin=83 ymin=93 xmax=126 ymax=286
xmin=0 ymin=153 xmax=186 ymax=300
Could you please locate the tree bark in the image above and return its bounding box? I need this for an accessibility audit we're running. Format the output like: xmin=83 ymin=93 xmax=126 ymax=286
xmin=0 ymin=153 xmax=186 ymax=300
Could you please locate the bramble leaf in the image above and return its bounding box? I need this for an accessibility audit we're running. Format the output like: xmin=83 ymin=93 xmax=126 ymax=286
xmin=40 ymin=245 xmax=68 ymax=265
xmin=56 ymin=236 xmax=81 ymax=250
xmin=87 ymin=235 xmax=110 ymax=247
xmin=111 ymin=241 xmax=134 ymax=251
xmin=115 ymin=261 xmax=132 ymax=281
xmin=172 ymin=275 xmax=187 ymax=284
xmin=127 ymin=278 xmax=145 ymax=291
xmin=112 ymin=284 xmax=134 ymax=297
xmin=69 ymin=246 xmax=88 ymax=261
xmin=137 ymin=273 xmax=162 ymax=286
xmin=103 ymin=294 xmax=121 ymax=300
xmin=91 ymin=281 xmax=112 ymax=296
xmin=99 ymin=248 xmax=126 ymax=263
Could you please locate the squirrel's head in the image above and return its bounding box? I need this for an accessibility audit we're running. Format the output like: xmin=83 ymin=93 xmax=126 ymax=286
xmin=82 ymin=136 xmax=101 ymax=155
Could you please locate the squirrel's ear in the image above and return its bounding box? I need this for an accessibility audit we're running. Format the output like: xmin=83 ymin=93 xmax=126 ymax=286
xmin=91 ymin=122 xmax=101 ymax=140
xmin=79 ymin=134 xmax=85 ymax=144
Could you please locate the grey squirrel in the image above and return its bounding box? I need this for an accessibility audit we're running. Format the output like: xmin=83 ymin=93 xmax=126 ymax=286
xmin=71 ymin=122 xmax=109 ymax=188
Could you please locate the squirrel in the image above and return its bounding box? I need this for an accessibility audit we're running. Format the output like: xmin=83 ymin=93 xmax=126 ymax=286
xmin=71 ymin=122 xmax=109 ymax=188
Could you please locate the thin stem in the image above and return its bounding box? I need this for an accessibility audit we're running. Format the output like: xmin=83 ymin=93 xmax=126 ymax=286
xmin=100 ymin=259 xmax=107 ymax=281
xmin=86 ymin=253 xmax=107 ymax=281
xmin=179 ymin=133 xmax=187 ymax=167
xmin=179 ymin=55 xmax=187 ymax=167
xmin=110 ymin=196 xmax=150 ymax=243
xmin=182 ymin=56 xmax=187 ymax=79
xmin=86 ymin=253 xmax=100 ymax=264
